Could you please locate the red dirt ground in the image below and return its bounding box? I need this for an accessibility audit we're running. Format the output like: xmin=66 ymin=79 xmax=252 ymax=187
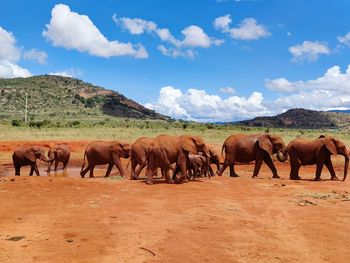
xmin=1 ymin=141 xmax=349 ymax=262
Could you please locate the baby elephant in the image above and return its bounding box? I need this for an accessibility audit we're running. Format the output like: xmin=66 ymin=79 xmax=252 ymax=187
xmin=187 ymin=153 xmax=208 ymax=178
xmin=47 ymin=144 xmax=71 ymax=172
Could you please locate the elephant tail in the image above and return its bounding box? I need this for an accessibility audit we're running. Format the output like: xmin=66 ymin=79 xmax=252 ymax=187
xmin=80 ymin=150 xmax=87 ymax=174
xmin=221 ymin=144 xmax=226 ymax=160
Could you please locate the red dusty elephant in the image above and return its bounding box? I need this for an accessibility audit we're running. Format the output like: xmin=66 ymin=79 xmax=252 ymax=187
xmin=286 ymin=135 xmax=349 ymax=181
xmin=80 ymin=141 xmax=130 ymax=178
xmin=47 ymin=144 xmax=71 ymax=172
xmin=217 ymin=133 xmax=287 ymax=178
xmin=12 ymin=146 xmax=54 ymax=176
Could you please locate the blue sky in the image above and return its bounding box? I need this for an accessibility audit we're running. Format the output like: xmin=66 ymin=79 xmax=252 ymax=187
xmin=1 ymin=0 xmax=350 ymax=121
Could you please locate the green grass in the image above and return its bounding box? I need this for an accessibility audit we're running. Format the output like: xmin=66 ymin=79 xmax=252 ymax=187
xmin=1 ymin=119 xmax=350 ymax=146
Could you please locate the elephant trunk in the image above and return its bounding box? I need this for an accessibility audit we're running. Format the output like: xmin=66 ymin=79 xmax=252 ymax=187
xmin=40 ymin=155 xmax=54 ymax=162
xmin=343 ymin=156 xmax=349 ymax=181
xmin=276 ymin=150 xmax=288 ymax=162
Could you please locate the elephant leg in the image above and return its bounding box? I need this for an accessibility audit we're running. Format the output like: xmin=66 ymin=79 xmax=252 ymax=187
xmin=33 ymin=164 xmax=40 ymax=176
xmin=289 ymin=155 xmax=301 ymax=180
xmin=172 ymin=165 xmax=180 ymax=180
xmin=136 ymin=162 xmax=147 ymax=177
xmin=164 ymin=169 xmax=174 ymax=184
xmin=217 ymin=160 xmax=229 ymax=176
xmin=145 ymin=167 xmax=154 ymax=185
xmin=105 ymin=163 xmax=114 ymax=178
xmin=208 ymin=165 xmax=215 ymax=177
xmin=229 ymin=164 xmax=239 ymax=177
xmin=54 ymin=160 xmax=59 ymax=171
xmin=15 ymin=165 xmax=20 ymax=176
xmin=29 ymin=165 xmax=34 ymax=176
xmin=89 ymin=165 xmax=95 ymax=178
xmin=252 ymin=157 xmax=263 ymax=178
xmin=47 ymin=161 xmax=53 ymax=172
xmin=80 ymin=166 xmax=90 ymax=178
xmin=314 ymin=162 xmax=324 ymax=181
xmin=263 ymin=154 xmax=279 ymax=178
xmin=130 ymin=158 xmax=139 ymax=180
xmin=112 ymin=155 xmax=125 ymax=177
xmin=63 ymin=160 xmax=68 ymax=170
xmin=324 ymin=158 xmax=339 ymax=180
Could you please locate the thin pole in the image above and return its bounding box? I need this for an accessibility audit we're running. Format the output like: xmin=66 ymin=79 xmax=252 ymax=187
xmin=25 ymin=93 xmax=28 ymax=123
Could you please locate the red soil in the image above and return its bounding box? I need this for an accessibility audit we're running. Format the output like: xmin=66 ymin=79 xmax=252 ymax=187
xmin=1 ymin=140 xmax=349 ymax=262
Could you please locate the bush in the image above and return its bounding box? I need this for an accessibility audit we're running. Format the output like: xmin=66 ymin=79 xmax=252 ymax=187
xmin=11 ymin=119 xmax=22 ymax=127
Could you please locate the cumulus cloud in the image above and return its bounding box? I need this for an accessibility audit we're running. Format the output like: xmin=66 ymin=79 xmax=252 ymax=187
xmin=214 ymin=15 xmax=270 ymax=40
xmin=265 ymin=78 xmax=296 ymax=92
xmin=43 ymin=4 xmax=148 ymax=59
xmin=23 ymin=49 xmax=48 ymax=64
xmin=0 ymin=26 xmax=32 ymax=78
xmin=219 ymin=86 xmax=236 ymax=94
xmin=267 ymin=65 xmax=350 ymax=111
xmin=289 ymin=41 xmax=330 ymax=63
xmin=337 ymin=32 xmax=350 ymax=47
xmin=145 ymin=86 xmax=270 ymax=122
xmin=48 ymin=68 xmax=82 ymax=78
xmin=0 ymin=60 xmax=31 ymax=78
xmin=114 ymin=14 xmax=224 ymax=58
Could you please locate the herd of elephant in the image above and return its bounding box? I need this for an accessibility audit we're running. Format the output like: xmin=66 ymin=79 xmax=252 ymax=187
xmin=11 ymin=133 xmax=349 ymax=184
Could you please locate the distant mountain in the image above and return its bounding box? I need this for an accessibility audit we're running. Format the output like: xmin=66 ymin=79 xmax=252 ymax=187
xmin=0 ymin=75 xmax=170 ymax=122
xmin=328 ymin=109 xmax=350 ymax=114
xmin=239 ymin=108 xmax=350 ymax=129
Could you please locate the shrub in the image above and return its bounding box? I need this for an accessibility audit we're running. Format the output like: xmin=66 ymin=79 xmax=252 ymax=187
xmin=11 ymin=119 xmax=22 ymax=127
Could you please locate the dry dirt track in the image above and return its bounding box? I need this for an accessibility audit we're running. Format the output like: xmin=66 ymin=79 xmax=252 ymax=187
xmin=1 ymin=140 xmax=350 ymax=262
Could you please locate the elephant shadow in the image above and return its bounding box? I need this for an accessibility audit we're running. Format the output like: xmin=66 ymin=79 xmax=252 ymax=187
xmin=140 ymin=178 xmax=205 ymax=185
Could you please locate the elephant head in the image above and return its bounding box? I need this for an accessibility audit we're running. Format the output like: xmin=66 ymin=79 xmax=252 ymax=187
xmin=25 ymin=146 xmax=53 ymax=163
xmin=319 ymin=136 xmax=349 ymax=181
xmin=258 ymin=134 xmax=287 ymax=162
xmin=111 ymin=142 xmax=130 ymax=159
xmin=48 ymin=145 xmax=63 ymax=160
xmin=208 ymin=147 xmax=221 ymax=172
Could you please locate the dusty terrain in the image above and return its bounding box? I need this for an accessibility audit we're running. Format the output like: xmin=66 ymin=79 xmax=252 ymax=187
xmin=1 ymin=141 xmax=350 ymax=263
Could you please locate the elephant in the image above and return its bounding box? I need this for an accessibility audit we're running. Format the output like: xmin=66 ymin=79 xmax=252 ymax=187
xmin=12 ymin=146 xmax=54 ymax=176
xmin=146 ymin=134 xmax=210 ymax=184
xmin=145 ymin=142 xmax=174 ymax=184
xmin=129 ymin=137 xmax=154 ymax=180
xmin=286 ymin=135 xmax=349 ymax=181
xmin=217 ymin=133 xmax=287 ymax=178
xmin=208 ymin=147 xmax=221 ymax=177
xmin=47 ymin=144 xmax=71 ymax=172
xmin=187 ymin=153 xmax=208 ymax=178
xmin=80 ymin=141 xmax=130 ymax=178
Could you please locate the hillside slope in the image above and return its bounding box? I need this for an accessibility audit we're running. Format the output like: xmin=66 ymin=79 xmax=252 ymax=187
xmin=239 ymin=108 xmax=350 ymax=129
xmin=0 ymin=75 xmax=169 ymax=122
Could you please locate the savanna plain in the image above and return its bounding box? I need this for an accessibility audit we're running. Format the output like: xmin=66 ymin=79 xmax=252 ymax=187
xmin=1 ymin=122 xmax=350 ymax=263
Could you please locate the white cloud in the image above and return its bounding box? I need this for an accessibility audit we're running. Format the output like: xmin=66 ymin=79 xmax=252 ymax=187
xmin=289 ymin=41 xmax=330 ymax=63
xmin=213 ymin=15 xmax=232 ymax=32
xmin=0 ymin=60 xmax=31 ymax=78
xmin=265 ymin=78 xmax=296 ymax=92
xmin=268 ymin=65 xmax=350 ymax=111
xmin=337 ymin=32 xmax=350 ymax=47
xmin=48 ymin=68 xmax=82 ymax=78
xmin=219 ymin=86 xmax=236 ymax=94
xmin=0 ymin=26 xmax=21 ymax=63
xmin=0 ymin=27 xmax=32 ymax=78
xmin=43 ymin=4 xmax=148 ymax=59
xmin=145 ymin=86 xmax=270 ymax=122
xmin=114 ymin=14 xmax=224 ymax=58
xmin=214 ymin=16 xmax=270 ymax=41
xmin=23 ymin=49 xmax=48 ymax=65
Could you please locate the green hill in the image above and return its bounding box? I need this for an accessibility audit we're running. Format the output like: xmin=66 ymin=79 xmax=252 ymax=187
xmin=0 ymin=75 xmax=169 ymax=125
xmin=239 ymin=108 xmax=350 ymax=129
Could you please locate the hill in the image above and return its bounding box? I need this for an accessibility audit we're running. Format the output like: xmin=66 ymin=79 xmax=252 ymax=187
xmin=0 ymin=75 xmax=169 ymax=123
xmin=239 ymin=108 xmax=350 ymax=129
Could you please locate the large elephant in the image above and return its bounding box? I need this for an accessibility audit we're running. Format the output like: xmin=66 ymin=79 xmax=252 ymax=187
xmin=80 ymin=141 xmax=130 ymax=178
xmin=147 ymin=134 xmax=210 ymax=184
xmin=129 ymin=137 xmax=154 ymax=180
xmin=217 ymin=133 xmax=287 ymax=178
xmin=47 ymin=144 xmax=71 ymax=172
xmin=286 ymin=135 xmax=349 ymax=181
xmin=12 ymin=146 xmax=53 ymax=176
xmin=145 ymin=142 xmax=173 ymax=184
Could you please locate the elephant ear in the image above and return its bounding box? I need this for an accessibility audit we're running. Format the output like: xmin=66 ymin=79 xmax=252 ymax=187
xmin=324 ymin=138 xmax=337 ymax=155
xmin=24 ymin=148 xmax=36 ymax=162
xmin=258 ymin=135 xmax=273 ymax=155
xmin=180 ymin=137 xmax=197 ymax=154
xmin=56 ymin=148 xmax=64 ymax=158
xmin=111 ymin=143 xmax=122 ymax=154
